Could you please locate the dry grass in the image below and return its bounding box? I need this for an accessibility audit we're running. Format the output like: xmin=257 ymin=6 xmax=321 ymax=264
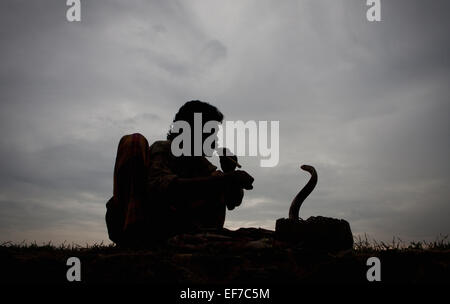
xmin=2 ymin=234 xmax=449 ymax=252
xmin=353 ymin=234 xmax=450 ymax=252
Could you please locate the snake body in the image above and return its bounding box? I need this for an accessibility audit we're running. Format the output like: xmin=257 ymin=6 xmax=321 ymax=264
xmin=288 ymin=165 xmax=318 ymax=220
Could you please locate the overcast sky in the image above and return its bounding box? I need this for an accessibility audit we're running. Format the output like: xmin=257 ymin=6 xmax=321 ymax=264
xmin=1 ymin=0 xmax=449 ymax=244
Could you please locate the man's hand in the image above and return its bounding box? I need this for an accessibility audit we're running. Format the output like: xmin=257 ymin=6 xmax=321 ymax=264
xmin=219 ymin=148 xmax=240 ymax=173
xmin=225 ymin=170 xmax=254 ymax=190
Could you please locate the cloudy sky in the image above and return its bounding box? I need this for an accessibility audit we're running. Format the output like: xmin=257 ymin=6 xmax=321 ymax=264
xmin=1 ymin=0 xmax=449 ymax=244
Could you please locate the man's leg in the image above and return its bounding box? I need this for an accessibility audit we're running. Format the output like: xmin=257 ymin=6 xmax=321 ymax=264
xmin=108 ymin=133 xmax=150 ymax=246
xmin=191 ymin=194 xmax=226 ymax=230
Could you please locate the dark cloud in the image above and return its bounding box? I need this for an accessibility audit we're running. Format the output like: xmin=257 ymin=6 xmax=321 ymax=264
xmin=0 ymin=0 xmax=449 ymax=243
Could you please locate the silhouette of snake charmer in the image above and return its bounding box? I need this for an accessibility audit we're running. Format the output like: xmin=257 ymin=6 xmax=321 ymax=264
xmin=106 ymin=100 xmax=352 ymax=251
xmin=275 ymin=165 xmax=353 ymax=252
xmin=106 ymin=100 xmax=254 ymax=247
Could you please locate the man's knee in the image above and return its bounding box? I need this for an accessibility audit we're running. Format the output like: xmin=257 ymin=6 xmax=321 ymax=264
xmin=118 ymin=133 xmax=149 ymax=150
xmin=115 ymin=133 xmax=150 ymax=166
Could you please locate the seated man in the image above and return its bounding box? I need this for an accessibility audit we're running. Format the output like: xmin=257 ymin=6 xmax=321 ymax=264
xmin=106 ymin=100 xmax=254 ymax=247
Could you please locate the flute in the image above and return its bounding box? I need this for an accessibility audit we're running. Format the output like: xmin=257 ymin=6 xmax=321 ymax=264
xmin=225 ymin=155 xmax=242 ymax=168
xmin=216 ymin=147 xmax=242 ymax=168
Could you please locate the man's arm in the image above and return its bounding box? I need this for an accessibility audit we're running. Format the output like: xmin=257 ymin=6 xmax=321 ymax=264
xmin=169 ymin=170 xmax=254 ymax=199
xmin=147 ymin=146 xmax=254 ymax=206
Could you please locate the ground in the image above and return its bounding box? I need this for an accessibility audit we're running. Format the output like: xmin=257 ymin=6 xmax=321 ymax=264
xmin=1 ymin=228 xmax=449 ymax=285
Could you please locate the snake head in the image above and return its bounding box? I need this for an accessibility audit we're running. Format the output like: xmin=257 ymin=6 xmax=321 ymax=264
xmin=301 ymin=165 xmax=316 ymax=175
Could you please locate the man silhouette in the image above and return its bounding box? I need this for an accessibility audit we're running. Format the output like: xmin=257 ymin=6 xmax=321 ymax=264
xmin=106 ymin=100 xmax=254 ymax=247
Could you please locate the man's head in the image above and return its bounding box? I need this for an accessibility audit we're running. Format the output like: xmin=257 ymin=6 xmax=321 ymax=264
xmin=167 ymin=100 xmax=224 ymax=155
